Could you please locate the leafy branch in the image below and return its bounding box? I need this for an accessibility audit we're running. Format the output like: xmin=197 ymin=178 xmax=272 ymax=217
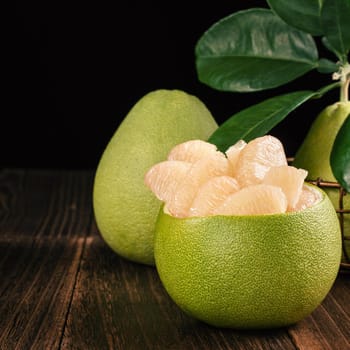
xmin=195 ymin=0 xmax=350 ymax=190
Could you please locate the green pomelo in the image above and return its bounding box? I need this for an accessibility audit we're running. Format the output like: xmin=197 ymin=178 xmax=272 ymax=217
xmin=154 ymin=184 xmax=342 ymax=329
xmin=293 ymin=102 xmax=350 ymax=263
xmin=93 ymin=89 xmax=218 ymax=265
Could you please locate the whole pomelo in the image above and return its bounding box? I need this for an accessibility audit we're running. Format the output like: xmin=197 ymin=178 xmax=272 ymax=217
xmin=293 ymin=102 xmax=350 ymax=262
xmin=93 ymin=89 xmax=218 ymax=265
xmin=154 ymin=184 xmax=342 ymax=329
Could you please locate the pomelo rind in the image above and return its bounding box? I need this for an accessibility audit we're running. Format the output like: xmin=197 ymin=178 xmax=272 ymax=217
xmin=154 ymin=184 xmax=342 ymax=329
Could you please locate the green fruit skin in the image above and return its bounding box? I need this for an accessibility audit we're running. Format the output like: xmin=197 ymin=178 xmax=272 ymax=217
xmin=93 ymin=89 xmax=218 ymax=265
xmin=154 ymin=185 xmax=342 ymax=329
xmin=293 ymin=102 xmax=350 ymax=262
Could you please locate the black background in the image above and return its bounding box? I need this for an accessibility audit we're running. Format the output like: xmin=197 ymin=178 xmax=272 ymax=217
xmin=7 ymin=1 xmax=340 ymax=169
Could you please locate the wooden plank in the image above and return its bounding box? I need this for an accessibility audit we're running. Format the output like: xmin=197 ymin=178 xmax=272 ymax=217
xmin=288 ymin=275 xmax=350 ymax=350
xmin=1 ymin=169 xmax=349 ymax=349
xmin=62 ymin=229 xmax=295 ymax=350
xmin=321 ymin=276 xmax=350 ymax=342
xmin=0 ymin=170 xmax=93 ymax=349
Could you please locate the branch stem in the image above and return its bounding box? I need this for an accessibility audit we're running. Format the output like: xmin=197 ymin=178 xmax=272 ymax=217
xmin=334 ymin=62 xmax=350 ymax=102
xmin=340 ymin=76 xmax=349 ymax=102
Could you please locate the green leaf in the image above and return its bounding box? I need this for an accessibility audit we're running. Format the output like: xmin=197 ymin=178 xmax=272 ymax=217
xmin=195 ymin=9 xmax=319 ymax=92
xmin=208 ymin=91 xmax=317 ymax=152
xmin=330 ymin=116 xmax=350 ymax=192
xmin=317 ymin=58 xmax=338 ymax=74
xmin=313 ymin=81 xmax=341 ymax=98
xmin=322 ymin=37 xmax=343 ymax=59
xmin=267 ymin=0 xmax=324 ymax=35
xmin=321 ymin=0 xmax=350 ymax=60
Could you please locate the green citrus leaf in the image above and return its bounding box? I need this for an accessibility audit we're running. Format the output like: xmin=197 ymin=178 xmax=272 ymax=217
xmin=317 ymin=58 xmax=339 ymax=74
xmin=322 ymin=37 xmax=343 ymax=59
xmin=321 ymin=0 xmax=350 ymax=59
xmin=330 ymin=116 xmax=350 ymax=192
xmin=267 ymin=0 xmax=324 ymax=35
xmin=195 ymin=9 xmax=319 ymax=92
xmin=208 ymin=91 xmax=317 ymax=152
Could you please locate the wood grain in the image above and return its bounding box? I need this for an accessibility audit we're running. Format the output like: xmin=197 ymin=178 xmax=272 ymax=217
xmin=61 ymin=231 xmax=296 ymax=350
xmin=0 ymin=170 xmax=93 ymax=349
xmin=0 ymin=169 xmax=349 ymax=350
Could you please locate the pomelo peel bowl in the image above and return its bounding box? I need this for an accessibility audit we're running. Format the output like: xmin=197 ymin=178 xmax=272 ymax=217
xmin=145 ymin=135 xmax=342 ymax=329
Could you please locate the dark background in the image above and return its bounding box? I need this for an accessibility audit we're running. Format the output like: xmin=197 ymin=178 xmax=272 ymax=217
xmin=7 ymin=1 xmax=340 ymax=169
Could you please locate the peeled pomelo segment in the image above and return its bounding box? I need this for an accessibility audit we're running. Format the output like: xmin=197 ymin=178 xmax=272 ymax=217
xmin=145 ymin=135 xmax=312 ymax=218
xmin=167 ymin=139 xmax=218 ymax=163
xmin=236 ymin=135 xmax=288 ymax=187
xmin=225 ymin=139 xmax=247 ymax=176
xmin=263 ymin=165 xmax=308 ymax=210
xmin=189 ymin=176 xmax=240 ymax=217
xmin=168 ymin=153 xmax=231 ymax=218
xmin=292 ymin=185 xmax=322 ymax=212
xmin=144 ymin=160 xmax=191 ymax=202
xmin=213 ymin=184 xmax=288 ymax=216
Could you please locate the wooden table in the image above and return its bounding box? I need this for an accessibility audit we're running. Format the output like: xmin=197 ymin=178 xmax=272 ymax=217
xmin=1 ymin=169 xmax=349 ymax=350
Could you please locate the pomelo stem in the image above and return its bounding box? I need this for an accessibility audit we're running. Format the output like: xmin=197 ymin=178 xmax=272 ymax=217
xmin=340 ymin=76 xmax=349 ymax=103
xmin=337 ymin=62 xmax=350 ymax=103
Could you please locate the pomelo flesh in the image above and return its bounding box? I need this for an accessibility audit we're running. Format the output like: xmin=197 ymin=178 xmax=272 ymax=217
xmin=189 ymin=176 xmax=240 ymax=217
xmin=167 ymin=139 xmax=218 ymax=163
xmin=212 ymin=184 xmax=288 ymax=216
xmin=93 ymin=89 xmax=218 ymax=265
xmin=225 ymin=139 xmax=247 ymax=176
xmin=263 ymin=165 xmax=308 ymax=211
xmin=144 ymin=135 xmax=317 ymax=218
xmin=144 ymin=160 xmax=191 ymax=203
xmin=167 ymin=152 xmax=230 ymax=218
xmin=235 ymin=135 xmax=287 ymax=187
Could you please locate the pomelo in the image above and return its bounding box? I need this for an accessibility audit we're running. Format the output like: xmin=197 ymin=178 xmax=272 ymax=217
xmin=154 ymin=183 xmax=342 ymax=329
xmin=293 ymin=101 xmax=350 ymax=262
xmin=93 ymin=89 xmax=218 ymax=265
xmin=145 ymin=135 xmax=342 ymax=328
